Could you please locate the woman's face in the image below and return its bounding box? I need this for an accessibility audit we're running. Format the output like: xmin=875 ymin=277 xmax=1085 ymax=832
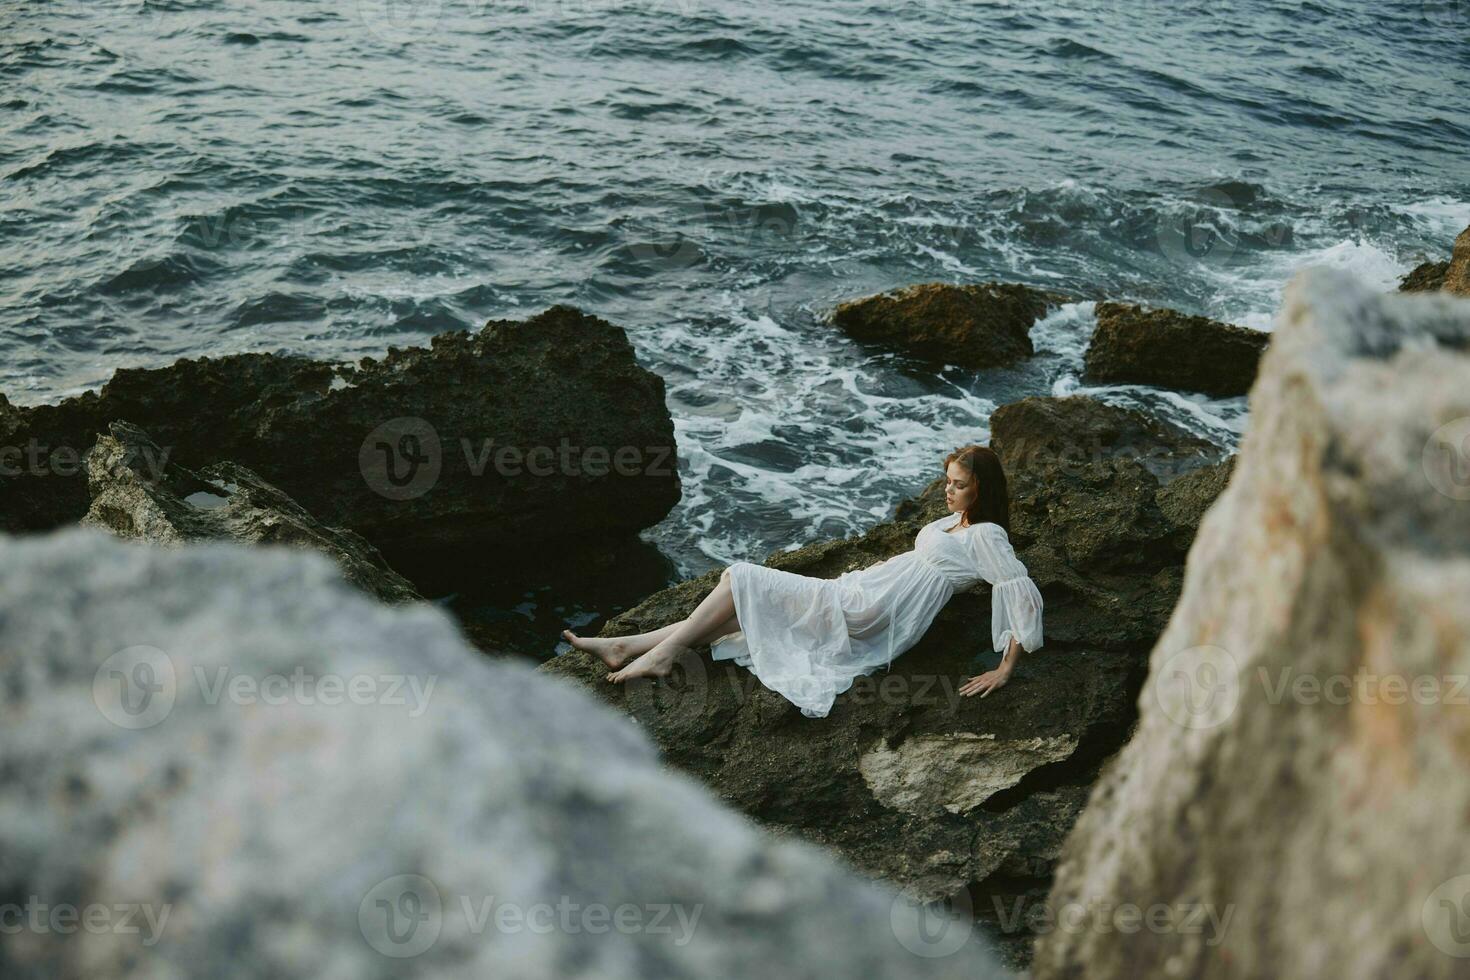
xmin=945 ymin=461 xmax=977 ymax=515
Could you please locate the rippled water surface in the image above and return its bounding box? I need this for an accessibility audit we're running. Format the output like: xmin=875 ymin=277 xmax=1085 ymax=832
xmin=3 ymin=0 xmax=1468 ymax=578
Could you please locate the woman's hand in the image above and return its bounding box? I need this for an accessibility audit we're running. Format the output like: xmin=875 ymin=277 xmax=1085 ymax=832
xmin=963 ymin=639 xmax=1021 ymax=698
xmin=959 ymin=666 xmax=1011 ymax=698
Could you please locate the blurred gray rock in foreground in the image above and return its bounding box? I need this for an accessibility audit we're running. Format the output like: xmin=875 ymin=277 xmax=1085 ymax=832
xmin=0 ymin=529 xmax=1005 ymax=980
xmin=1034 ymin=268 xmax=1470 ymax=979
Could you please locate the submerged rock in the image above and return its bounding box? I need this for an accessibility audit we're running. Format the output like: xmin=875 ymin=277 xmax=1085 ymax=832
xmin=82 ymin=420 xmax=421 ymax=605
xmin=829 ymin=282 xmax=1065 ymax=368
xmin=1034 ymin=270 xmax=1470 ymax=980
xmin=1082 ymin=302 xmax=1270 ymax=397
xmin=0 ymin=528 xmax=1003 ymax=979
xmin=0 ymin=306 xmax=679 ymax=559
xmin=543 ymin=393 xmax=1231 ymax=967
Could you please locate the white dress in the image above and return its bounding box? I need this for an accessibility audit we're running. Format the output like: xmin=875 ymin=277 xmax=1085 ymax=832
xmin=709 ymin=511 xmax=1044 ymax=718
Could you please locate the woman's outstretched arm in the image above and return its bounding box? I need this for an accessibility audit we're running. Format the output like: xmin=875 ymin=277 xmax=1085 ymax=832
xmin=959 ymin=634 xmax=1022 ymax=698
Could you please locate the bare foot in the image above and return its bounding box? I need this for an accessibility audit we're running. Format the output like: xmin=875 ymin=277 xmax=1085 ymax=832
xmin=561 ymin=629 xmax=635 ymax=668
xmin=606 ymin=641 xmax=690 ymax=684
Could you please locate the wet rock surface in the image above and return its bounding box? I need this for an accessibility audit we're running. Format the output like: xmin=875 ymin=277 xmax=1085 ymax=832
xmin=1082 ymin=301 xmax=1270 ymax=397
xmin=829 ymin=282 xmax=1066 ymax=368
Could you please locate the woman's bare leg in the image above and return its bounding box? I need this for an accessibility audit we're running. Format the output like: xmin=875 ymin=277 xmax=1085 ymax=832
xmin=562 ymin=621 xmax=681 ymax=669
xmin=564 ymin=610 xmax=740 ymax=669
xmin=608 ymin=570 xmax=739 ymax=683
xmin=698 ymin=611 xmax=742 ymax=646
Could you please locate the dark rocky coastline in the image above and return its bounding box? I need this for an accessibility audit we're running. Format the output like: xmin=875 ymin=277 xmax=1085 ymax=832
xmin=0 ymin=305 xmax=680 ymax=562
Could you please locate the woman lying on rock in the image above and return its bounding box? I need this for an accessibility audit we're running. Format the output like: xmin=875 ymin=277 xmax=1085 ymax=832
xmin=561 ymin=444 xmax=1043 ymax=719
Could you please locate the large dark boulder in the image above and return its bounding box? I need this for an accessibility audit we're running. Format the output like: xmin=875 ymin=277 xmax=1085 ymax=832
xmin=542 ymin=393 xmax=1231 ymax=967
xmin=0 ymin=306 xmax=680 ymax=559
xmin=829 ymin=282 xmax=1065 ymax=368
xmin=82 ymin=420 xmax=422 ymax=605
xmin=1082 ymin=302 xmax=1270 ymax=397
xmin=0 ymin=387 xmax=111 ymax=535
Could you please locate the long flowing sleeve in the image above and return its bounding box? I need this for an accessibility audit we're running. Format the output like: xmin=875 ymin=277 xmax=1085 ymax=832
xmin=969 ymin=526 xmax=1044 ymax=653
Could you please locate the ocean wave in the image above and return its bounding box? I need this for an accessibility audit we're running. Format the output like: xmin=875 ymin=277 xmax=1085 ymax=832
xmin=1 ymin=0 xmax=1466 ymax=574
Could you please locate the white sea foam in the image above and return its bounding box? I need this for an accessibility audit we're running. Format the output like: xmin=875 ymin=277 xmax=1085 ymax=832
xmin=1042 ymin=301 xmax=1248 ymax=449
xmin=1400 ymin=197 xmax=1470 ymax=241
xmin=643 ymin=295 xmax=1000 ymax=572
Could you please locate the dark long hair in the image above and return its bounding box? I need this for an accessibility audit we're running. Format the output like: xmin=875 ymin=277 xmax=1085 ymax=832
xmin=944 ymin=444 xmax=1010 ymax=533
